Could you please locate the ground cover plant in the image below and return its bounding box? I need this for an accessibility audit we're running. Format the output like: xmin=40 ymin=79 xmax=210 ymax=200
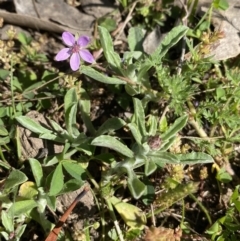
xmin=0 ymin=0 xmax=240 ymax=240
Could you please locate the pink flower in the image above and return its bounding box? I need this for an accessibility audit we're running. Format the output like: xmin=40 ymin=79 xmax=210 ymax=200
xmin=55 ymin=32 xmax=95 ymax=71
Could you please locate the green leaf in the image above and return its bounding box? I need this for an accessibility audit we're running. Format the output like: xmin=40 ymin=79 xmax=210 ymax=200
xmin=0 ymin=136 xmax=10 ymax=145
xmin=177 ymin=152 xmax=214 ymax=164
xmin=18 ymin=32 xmax=31 ymax=45
xmin=15 ymin=116 xmax=52 ymax=135
xmin=48 ymin=163 xmax=64 ymax=196
xmin=151 ymin=25 xmax=189 ymax=62
xmin=125 ymin=84 xmax=141 ymax=96
xmin=133 ymin=98 xmax=147 ymax=137
xmin=29 ymin=158 xmax=43 ymax=187
xmin=147 ymin=115 xmax=158 ymax=136
xmin=97 ymin=118 xmax=126 ymax=135
xmin=65 ymin=103 xmax=79 ymax=139
xmin=141 ymin=178 xmax=155 ymax=205
xmin=64 ymin=88 xmax=79 ymax=139
xmin=216 ymin=87 xmax=226 ymax=100
xmin=48 ymin=119 xmax=66 ymax=134
xmin=91 ymin=135 xmax=134 ymax=158
xmin=231 ymin=186 xmax=240 ymax=212
xmin=1 ymin=210 xmax=14 ymax=232
xmin=137 ymin=62 xmax=152 ymax=83
xmin=4 ymin=170 xmax=28 ymax=190
xmin=62 ymin=161 xmax=86 ymax=181
xmin=60 ymin=179 xmax=84 ymax=194
xmin=99 ymin=17 xmax=117 ymax=32
xmin=128 ymin=26 xmax=144 ymax=52
xmin=98 ymin=26 xmax=122 ymax=73
xmin=109 ymin=196 xmax=146 ymax=229
xmin=79 ymin=88 xmax=96 ymax=135
xmin=206 ymin=221 xmax=222 ymax=236
xmin=0 ymin=160 xmax=11 ymax=169
xmin=159 ymin=136 xmax=175 ymax=151
xmin=161 ymin=115 xmax=188 ymax=141
xmin=127 ymin=172 xmax=146 ymax=199
xmin=149 ymin=151 xmax=179 ymax=166
xmin=0 ymin=125 xmax=8 ymax=136
xmin=9 ymin=200 xmax=37 ymax=216
xmin=0 ymin=69 xmax=10 ymax=80
xmin=127 ymin=123 xmax=142 ymax=144
xmin=216 ymin=168 xmax=232 ymax=183
xmin=39 ymin=133 xmax=62 ymax=142
xmin=81 ymin=65 xmax=125 ymax=84
xmin=213 ymin=0 xmax=229 ymax=10
xmin=144 ymin=159 xmax=157 ymax=176
xmin=94 ymin=153 xmax=116 ymax=164
xmin=64 ymin=87 xmax=78 ymax=116
xmin=15 ymin=224 xmax=27 ymax=239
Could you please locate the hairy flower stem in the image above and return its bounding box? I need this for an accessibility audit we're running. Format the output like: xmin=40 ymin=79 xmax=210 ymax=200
xmin=187 ymin=100 xmax=208 ymax=138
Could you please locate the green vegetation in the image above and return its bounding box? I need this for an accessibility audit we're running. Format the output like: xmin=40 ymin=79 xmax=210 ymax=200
xmin=0 ymin=0 xmax=240 ymax=240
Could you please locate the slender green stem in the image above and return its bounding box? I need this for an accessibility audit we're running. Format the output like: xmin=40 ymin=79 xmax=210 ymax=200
xmin=207 ymin=4 xmax=213 ymax=33
xmin=85 ymin=168 xmax=100 ymax=189
xmin=189 ymin=193 xmax=212 ymax=225
xmin=0 ymin=146 xmax=8 ymax=163
xmin=181 ymin=199 xmax=185 ymax=227
xmin=10 ymin=59 xmax=16 ymax=117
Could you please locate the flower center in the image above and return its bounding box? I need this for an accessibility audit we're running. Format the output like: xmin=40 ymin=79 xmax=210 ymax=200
xmin=71 ymin=43 xmax=81 ymax=54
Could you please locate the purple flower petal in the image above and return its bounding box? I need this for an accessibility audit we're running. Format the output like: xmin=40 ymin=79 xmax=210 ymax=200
xmin=62 ymin=32 xmax=75 ymax=46
xmin=55 ymin=48 xmax=71 ymax=61
xmin=70 ymin=53 xmax=80 ymax=71
xmin=77 ymin=36 xmax=90 ymax=47
xmin=79 ymin=49 xmax=95 ymax=63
